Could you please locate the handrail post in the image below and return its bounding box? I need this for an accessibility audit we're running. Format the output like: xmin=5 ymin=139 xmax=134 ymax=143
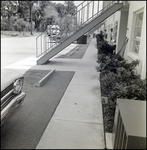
xmin=78 ymin=9 xmax=80 ymax=27
xmin=75 ymin=9 xmax=77 ymax=32
xmin=41 ymin=34 xmax=42 ymax=56
xmin=44 ymin=33 xmax=46 ymax=53
xmin=97 ymin=1 xmax=99 ymax=14
xmin=83 ymin=4 xmax=85 ymax=25
xmin=81 ymin=3 xmax=83 ymax=26
xmin=92 ymin=1 xmax=94 ymax=17
xmin=36 ymin=37 xmax=38 ymax=57
xmin=87 ymin=1 xmax=89 ymax=21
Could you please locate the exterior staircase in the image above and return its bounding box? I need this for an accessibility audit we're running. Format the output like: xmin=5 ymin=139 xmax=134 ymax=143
xmin=36 ymin=1 xmax=123 ymax=65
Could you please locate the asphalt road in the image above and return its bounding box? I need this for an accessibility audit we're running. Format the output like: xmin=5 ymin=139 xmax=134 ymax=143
xmin=1 ymin=69 xmax=75 ymax=149
xmin=1 ymin=36 xmax=36 ymax=68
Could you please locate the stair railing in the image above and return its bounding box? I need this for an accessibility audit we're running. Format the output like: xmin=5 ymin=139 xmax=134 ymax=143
xmin=36 ymin=1 xmax=121 ymax=58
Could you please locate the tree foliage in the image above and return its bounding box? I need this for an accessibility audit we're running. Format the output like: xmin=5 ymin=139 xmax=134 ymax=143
xmin=55 ymin=3 xmax=66 ymax=18
xmin=64 ymin=1 xmax=76 ymax=15
xmin=1 ymin=1 xmax=17 ymax=30
xmin=1 ymin=1 xmax=77 ymax=34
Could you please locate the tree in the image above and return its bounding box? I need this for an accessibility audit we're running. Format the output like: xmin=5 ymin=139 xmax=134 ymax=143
xmin=1 ymin=1 xmax=18 ymax=31
xmin=13 ymin=18 xmax=26 ymax=34
xmin=55 ymin=3 xmax=66 ymax=18
xmin=64 ymin=1 xmax=76 ymax=15
xmin=59 ymin=1 xmax=77 ymax=35
xmin=60 ymin=14 xmax=75 ymax=35
xmin=25 ymin=1 xmax=37 ymax=35
xmin=1 ymin=0 xmax=77 ymax=34
xmin=31 ymin=1 xmax=47 ymax=32
xmin=1 ymin=18 xmax=9 ymax=30
xmin=33 ymin=9 xmax=41 ymax=31
xmin=43 ymin=4 xmax=59 ymax=24
xmin=17 ymin=1 xmax=29 ymax=20
xmin=32 ymin=1 xmax=59 ymax=32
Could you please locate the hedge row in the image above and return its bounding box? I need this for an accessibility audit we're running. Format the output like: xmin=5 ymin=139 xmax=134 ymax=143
xmin=95 ymin=32 xmax=146 ymax=132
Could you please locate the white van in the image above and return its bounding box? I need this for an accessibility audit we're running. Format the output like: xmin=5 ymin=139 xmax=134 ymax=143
xmin=47 ymin=25 xmax=60 ymax=39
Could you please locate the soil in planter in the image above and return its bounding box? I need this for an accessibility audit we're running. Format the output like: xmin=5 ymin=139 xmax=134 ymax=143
xmin=101 ymin=97 xmax=116 ymax=133
xmin=100 ymin=72 xmax=116 ymax=133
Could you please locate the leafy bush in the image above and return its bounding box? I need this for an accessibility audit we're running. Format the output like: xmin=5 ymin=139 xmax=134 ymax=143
xmin=13 ymin=18 xmax=26 ymax=32
xmin=96 ymin=34 xmax=146 ymax=101
xmin=98 ymin=40 xmax=116 ymax=55
xmin=1 ymin=18 xmax=9 ymax=30
xmin=96 ymin=34 xmax=146 ymax=132
xmin=96 ymin=31 xmax=104 ymax=42
xmin=96 ymin=33 xmax=116 ymax=55
xmin=97 ymin=52 xmax=146 ymax=102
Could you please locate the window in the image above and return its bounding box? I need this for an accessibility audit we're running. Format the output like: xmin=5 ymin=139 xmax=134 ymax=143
xmin=132 ymin=10 xmax=143 ymax=54
xmin=113 ymin=21 xmax=118 ymax=43
xmin=108 ymin=24 xmax=110 ymax=41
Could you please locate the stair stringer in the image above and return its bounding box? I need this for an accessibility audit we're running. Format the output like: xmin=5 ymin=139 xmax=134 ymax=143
xmin=37 ymin=3 xmax=123 ymax=65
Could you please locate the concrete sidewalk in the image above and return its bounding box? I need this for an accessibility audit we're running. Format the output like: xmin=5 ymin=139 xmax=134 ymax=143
xmin=33 ymin=38 xmax=105 ymax=149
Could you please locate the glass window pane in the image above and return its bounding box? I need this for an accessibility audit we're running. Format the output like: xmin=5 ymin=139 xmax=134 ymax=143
xmin=133 ymin=40 xmax=140 ymax=54
xmin=134 ymin=27 xmax=141 ymax=39
xmin=112 ymin=21 xmax=118 ymax=43
xmin=136 ymin=12 xmax=143 ymax=26
xmin=132 ymin=11 xmax=143 ymax=54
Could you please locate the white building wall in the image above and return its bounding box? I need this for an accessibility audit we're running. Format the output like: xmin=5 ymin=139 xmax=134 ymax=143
xmin=103 ymin=10 xmax=128 ymax=55
xmin=102 ymin=1 xmax=146 ymax=79
xmin=124 ymin=1 xmax=146 ymax=79
xmin=116 ymin=11 xmax=128 ymax=55
xmin=103 ymin=11 xmax=120 ymax=43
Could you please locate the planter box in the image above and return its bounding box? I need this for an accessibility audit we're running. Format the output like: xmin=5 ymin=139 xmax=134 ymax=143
xmin=112 ymin=99 xmax=146 ymax=149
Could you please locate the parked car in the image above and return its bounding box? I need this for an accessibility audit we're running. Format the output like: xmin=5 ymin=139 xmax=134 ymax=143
xmin=1 ymin=68 xmax=26 ymax=127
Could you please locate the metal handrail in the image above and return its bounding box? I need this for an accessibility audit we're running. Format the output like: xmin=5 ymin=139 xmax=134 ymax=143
xmin=36 ymin=1 xmax=121 ymax=58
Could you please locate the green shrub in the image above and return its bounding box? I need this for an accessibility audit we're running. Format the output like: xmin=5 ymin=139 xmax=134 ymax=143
xmin=96 ymin=33 xmax=116 ymax=55
xmin=98 ymin=56 xmax=146 ymax=101
xmin=96 ymin=36 xmax=146 ymax=132
xmin=1 ymin=18 xmax=9 ymax=30
xmin=13 ymin=18 xmax=26 ymax=32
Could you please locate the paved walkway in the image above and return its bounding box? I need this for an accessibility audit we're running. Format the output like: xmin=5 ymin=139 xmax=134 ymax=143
xmin=33 ymin=38 xmax=105 ymax=149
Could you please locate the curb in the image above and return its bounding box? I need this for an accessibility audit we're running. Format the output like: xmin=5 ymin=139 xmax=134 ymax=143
xmin=105 ymin=132 xmax=113 ymax=149
xmin=37 ymin=69 xmax=56 ymax=87
xmin=66 ymin=45 xmax=80 ymax=56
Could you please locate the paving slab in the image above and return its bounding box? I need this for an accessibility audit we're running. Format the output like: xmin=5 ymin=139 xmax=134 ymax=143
xmin=106 ymin=132 xmax=113 ymax=149
xmin=36 ymin=119 xmax=104 ymax=149
xmin=53 ymin=83 xmax=103 ymax=124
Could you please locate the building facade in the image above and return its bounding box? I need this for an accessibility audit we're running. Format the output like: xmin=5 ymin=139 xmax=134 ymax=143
xmin=101 ymin=1 xmax=146 ymax=79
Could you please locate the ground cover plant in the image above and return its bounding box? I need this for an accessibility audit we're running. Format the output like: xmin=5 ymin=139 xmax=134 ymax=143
xmin=96 ymin=32 xmax=146 ymax=133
